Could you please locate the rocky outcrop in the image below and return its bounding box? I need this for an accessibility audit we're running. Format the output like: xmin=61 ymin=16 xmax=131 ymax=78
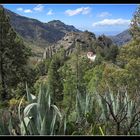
xmin=43 ymin=31 xmax=96 ymax=59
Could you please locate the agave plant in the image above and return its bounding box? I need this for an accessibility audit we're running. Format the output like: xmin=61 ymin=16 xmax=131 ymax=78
xmin=97 ymin=87 xmax=140 ymax=135
xmin=18 ymin=84 xmax=66 ymax=135
xmin=74 ymin=90 xmax=105 ymax=135
xmin=76 ymin=91 xmax=95 ymax=122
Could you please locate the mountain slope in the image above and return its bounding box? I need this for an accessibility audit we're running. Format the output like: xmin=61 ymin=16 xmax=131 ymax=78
xmin=43 ymin=31 xmax=97 ymax=59
xmin=5 ymin=8 xmax=81 ymax=47
xmin=110 ymin=29 xmax=132 ymax=46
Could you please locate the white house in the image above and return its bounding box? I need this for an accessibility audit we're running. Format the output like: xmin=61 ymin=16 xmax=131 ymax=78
xmin=87 ymin=52 xmax=96 ymax=62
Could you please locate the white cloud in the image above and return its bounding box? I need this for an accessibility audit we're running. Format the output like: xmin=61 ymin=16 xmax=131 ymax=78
xmin=24 ymin=9 xmax=32 ymax=13
xmin=92 ymin=18 xmax=130 ymax=27
xmin=17 ymin=8 xmax=23 ymax=11
xmin=17 ymin=7 xmax=32 ymax=13
xmin=47 ymin=9 xmax=54 ymax=15
xmin=17 ymin=4 xmax=44 ymax=14
xmin=33 ymin=4 xmax=44 ymax=12
xmin=65 ymin=7 xmax=91 ymax=16
xmin=97 ymin=12 xmax=112 ymax=17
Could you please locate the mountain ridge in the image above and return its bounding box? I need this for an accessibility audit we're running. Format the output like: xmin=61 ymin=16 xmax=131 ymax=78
xmin=5 ymin=7 xmax=132 ymax=48
xmin=5 ymin=8 xmax=81 ymax=47
xmin=109 ymin=29 xmax=132 ymax=46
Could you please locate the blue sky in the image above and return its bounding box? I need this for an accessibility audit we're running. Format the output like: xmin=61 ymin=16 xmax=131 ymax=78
xmin=3 ymin=4 xmax=138 ymax=35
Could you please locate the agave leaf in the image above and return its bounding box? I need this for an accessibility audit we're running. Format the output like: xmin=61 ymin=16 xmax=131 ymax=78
xmin=85 ymin=93 xmax=96 ymax=120
xmin=106 ymin=89 xmax=112 ymax=103
xmin=20 ymin=117 xmax=31 ymax=135
xmin=36 ymin=113 xmax=42 ymax=134
xmin=85 ymin=93 xmax=90 ymax=115
xmin=26 ymin=83 xmax=36 ymax=102
xmin=31 ymin=94 xmax=36 ymax=100
xmin=63 ymin=115 xmax=67 ymax=135
xmin=24 ymin=103 xmax=37 ymax=117
xmin=116 ymin=92 xmax=120 ymax=115
xmin=26 ymin=83 xmax=32 ymax=103
xmin=124 ymin=91 xmax=128 ymax=108
xmin=45 ymin=90 xmax=51 ymax=110
xmin=99 ymin=95 xmax=108 ymax=121
xmin=51 ymin=105 xmax=62 ymax=119
xmin=50 ymin=111 xmax=57 ymax=135
xmin=110 ymin=93 xmax=116 ymax=115
xmin=37 ymin=84 xmax=46 ymax=119
xmin=24 ymin=115 xmax=39 ymax=135
xmin=50 ymin=105 xmax=63 ymax=135
xmin=127 ymin=101 xmax=132 ymax=119
xmin=40 ymin=115 xmax=47 ymax=135
xmin=76 ymin=92 xmax=84 ymax=120
xmin=48 ymin=94 xmax=51 ymax=110
xmin=18 ymin=95 xmax=25 ymax=122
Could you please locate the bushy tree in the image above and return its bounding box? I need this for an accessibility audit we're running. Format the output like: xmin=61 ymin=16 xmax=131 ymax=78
xmin=35 ymin=59 xmax=51 ymax=77
xmin=94 ymin=35 xmax=119 ymax=63
xmin=117 ymin=40 xmax=140 ymax=67
xmin=47 ymin=53 xmax=64 ymax=104
xmin=130 ymin=5 xmax=140 ymax=41
xmin=0 ymin=6 xmax=31 ymax=101
xmin=84 ymin=63 xmax=105 ymax=94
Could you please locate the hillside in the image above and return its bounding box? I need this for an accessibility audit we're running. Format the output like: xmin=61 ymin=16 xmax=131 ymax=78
xmin=5 ymin=9 xmax=81 ymax=47
xmin=43 ymin=31 xmax=96 ymax=59
xmin=110 ymin=29 xmax=132 ymax=46
xmin=1 ymin=4 xmax=140 ymax=136
xmin=4 ymin=7 xmax=119 ymax=60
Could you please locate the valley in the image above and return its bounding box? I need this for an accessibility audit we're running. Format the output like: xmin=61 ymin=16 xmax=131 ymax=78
xmin=0 ymin=4 xmax=139 ymax=136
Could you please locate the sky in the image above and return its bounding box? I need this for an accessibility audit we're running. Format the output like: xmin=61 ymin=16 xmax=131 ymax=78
xmin=3 ymin=4 xmax=138 ymax=36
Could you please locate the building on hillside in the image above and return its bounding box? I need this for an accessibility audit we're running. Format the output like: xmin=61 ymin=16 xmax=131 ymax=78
xmin=87 ymin=51 xmax=96 ymax=62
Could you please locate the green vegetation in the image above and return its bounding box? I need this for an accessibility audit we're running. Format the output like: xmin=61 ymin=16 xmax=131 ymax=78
xmin=0 ymin=6 xmax=31 ymax=104
xmin=0 ymin=5 xmax=140 ymax=135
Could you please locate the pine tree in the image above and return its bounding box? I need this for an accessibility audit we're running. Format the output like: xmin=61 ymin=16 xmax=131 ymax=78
xmin=0 ymin=6 xmax=30 ymax=101
xmin=47 ymin=55 xmax=63 ymax=104
xmin=115 ymin=5 xmax=140 ymax=93
xmin=130 ymin=5 xmax=140 ymax=41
